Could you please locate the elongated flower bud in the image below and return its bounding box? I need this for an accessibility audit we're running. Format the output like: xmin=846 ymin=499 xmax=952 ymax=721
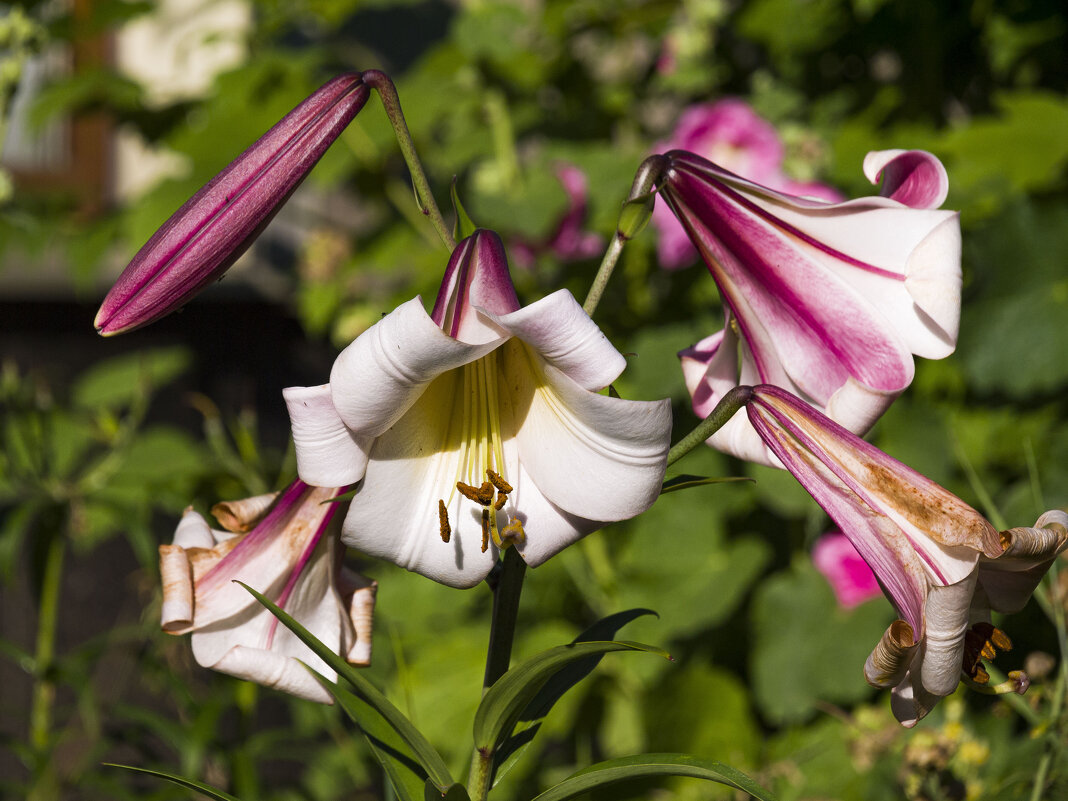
xmin=95 ymin=73 xmax=369 ymax=336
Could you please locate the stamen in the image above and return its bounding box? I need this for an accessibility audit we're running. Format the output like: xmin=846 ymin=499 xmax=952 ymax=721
xmin=438 ymin=500 xmax=451 ymax=543
xmin=501 ymin=518 xmax=526 ymax=546
xmin=480 ymin=509 xmax=490 ymax=552
xmin=991 ymin=628 xmax=1012 ymax=652
xmin=487 ymin=469 xmax=512 ymax=494
xmin=494 ymin=493 xmax=508 ymax=511
xmin=457 ymin=482 xmax=484 ymax=503
xmin=972 ymin=665 xmax=989 ymax=684
xmin=962 ymin=622 xmax=1014 ymax=682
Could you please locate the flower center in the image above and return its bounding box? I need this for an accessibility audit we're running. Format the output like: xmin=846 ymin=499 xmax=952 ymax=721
xmin=435 ymin=353 xmax=526 ymax=553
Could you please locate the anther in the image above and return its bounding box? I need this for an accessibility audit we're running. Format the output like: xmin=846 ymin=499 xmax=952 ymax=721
xmin=973 ymin=665 xmax=989 ymax=684
xmin=438 ymin=500 xmax=451 ymax=543
xmin=991 ymin=628 xmax=1012 ymax=652
xmin=476 ymin=481 xmax=495 ymax=505
xmin=481 ymin=509 xmax=490 ymax=553
xmin=494 ymin=493 xmax=508 ymax=510
xmin=487 ymin=469 xmax=512 ymax=494
xmin=456 ymin=482 xmax=483 ymax=503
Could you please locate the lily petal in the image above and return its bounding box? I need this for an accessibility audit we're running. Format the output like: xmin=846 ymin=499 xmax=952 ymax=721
xmin=284 ymin=384 xmax=372 ymax=487
xmin=863 ymin=149 xmax=950 ymax=209
xmin=490 ymin=289 xmax=627 ymax=391
xmin=920 ymin=574 xmax=976 ymax=696
xmin=328 ymin=298 xmax=502 ymax=437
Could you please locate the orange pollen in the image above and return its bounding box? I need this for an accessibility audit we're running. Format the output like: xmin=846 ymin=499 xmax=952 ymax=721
xmin=962 ymin=622 xmax=1013 ymax=681
xmin=438 ymin=500 xmax=451 ymax=543
xmin=494 ymin=493 xmax=508 ymax=511
xmin=480 ymin=509 xmax=490 ymax=553
xmin=487 ymin=469 xmax=512 ymax=494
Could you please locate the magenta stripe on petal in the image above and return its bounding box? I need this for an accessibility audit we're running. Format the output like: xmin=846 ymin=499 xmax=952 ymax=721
xmin=96 ymin=74 xmax=369 ymax=335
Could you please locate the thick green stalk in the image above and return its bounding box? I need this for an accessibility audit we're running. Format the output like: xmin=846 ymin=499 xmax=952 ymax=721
xmin=468 ymin=547 xmax=527 ymax=801
xmin=582 ymin=155 xmax=668 ymax=317
xmin=666 ymin=386 xmax=754 ymax=467
xmin=30 ymin=529 xmax=65 ymax=761
xmin=361 ymin=70 xmax=455 ymax=251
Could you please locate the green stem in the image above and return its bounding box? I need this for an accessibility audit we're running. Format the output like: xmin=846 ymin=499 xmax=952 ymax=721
xmin=468 ymin=547 xmax=527 ymax=801
xmin=30 ymin=530 xmax=65 ymax=753
xmin=1029 ymin=752 xmax=1052 ymax=801
xmin=361 ymin=70 xmax=455 ymax=251
xmin=582 ymin=155 xmax=668 ymax=317
xmin=666 ymin=386 xmax=754 ymax=467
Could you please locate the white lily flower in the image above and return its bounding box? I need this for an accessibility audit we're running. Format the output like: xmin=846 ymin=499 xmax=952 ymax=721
xmin=664 ymin=148 xmax=961 ymax=466
xmin=284 ymin=229 xmax=673 ymax=588
xmin=746 ymin=385 xmax=1068 ymax=726
xmin=159 ymin=481 xmax=377 ymax=703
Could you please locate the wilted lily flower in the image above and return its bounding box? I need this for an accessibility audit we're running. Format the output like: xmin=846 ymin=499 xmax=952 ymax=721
xmin=745 ymin=385 xmax=1068 ymax=726
xmin=159 ymin=480 xmax=376 ymax=703
xmin=667 ymin=148 xmax=961 ymax=467
xmin=96 ymin=73 xmax=369 ymax=336
xmin=284 ymin=229 xmax=672 ymax=588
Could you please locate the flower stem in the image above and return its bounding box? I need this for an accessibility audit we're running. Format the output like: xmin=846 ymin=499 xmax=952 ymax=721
xmin=468 ymin=547 xmax=527 ymax=801
xmin=30 ymin=528 xmax=65 ymax=753
xmin=361 ymin=70 xmax=455 ymax=251
xmin=582 ymin=155 xmax=668 ymax=317
xmin=666 ymin=386 xmax=754 ymax=467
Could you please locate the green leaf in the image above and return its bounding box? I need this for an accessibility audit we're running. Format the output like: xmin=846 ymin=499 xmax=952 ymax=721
xmin=529 ymin=753 xmax=777 ymax=801
xmin=617 ymin=191 xmax=656 ymax=240
xmin=492 ymin=610 xmax=657 ymax=785
xmin=750 ymin=561 xmax=892 ymax=724
xmin=473 ymin=640 xmax=671 ymax=756
xmin=660 ymin=474 xmax=754 ymax=494
xmin=451 ymin=177 xmax=478 ymax=240
xmin=104 ymin=764 xmax=245 ymax=801
xmin=237 ymin=582 xmax=455 ymax=791
xmin=72 ymin=348 xmax=191 ymax=410
xmin=424 ymin=781 xmax=471 ymax=801
xmin=311 ymin=676 xmax=428 ymax=801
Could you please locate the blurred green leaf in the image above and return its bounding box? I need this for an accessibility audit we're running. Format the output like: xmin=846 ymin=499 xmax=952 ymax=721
xmin=104 ymin=763 xmax=245 ymax=801
xmin=750 ymin=560 xmax=892 ymax=724
xmin=72 ymin=348 xmax=191 ymax=411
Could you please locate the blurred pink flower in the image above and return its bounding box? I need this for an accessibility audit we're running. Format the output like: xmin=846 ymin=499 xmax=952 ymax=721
xmin=651 ymin=99 xmax=842 ymax=269
xmin=513 ymin=164 xmax=603 ymax=267
xmin=812 ymin=532 xmax=881 ymax=608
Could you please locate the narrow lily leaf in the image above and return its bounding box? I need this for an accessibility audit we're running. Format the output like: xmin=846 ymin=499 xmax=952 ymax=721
xmin=473 ymin=640 xmax=671 ymax=757
xmin=529 ymin=754 xmax=777 ymax=801
xmin=311 ymin=674 xmax=428 ymax=801
xmin=104 ymin=764 xmax=245 ymax=801
xmin=237 ymin=582 xmax=454 ymax=790
xmin=451 ymin=178 xmax=478 ymax=240
xmin=617 ymin=191 xmax=657 ymax=240
xmin=492 ymin=610 xmax=657 ymax=786
xmin=424 ymin=780 xmax=471 ymax=801
xmin=660 ymin=474 xmax=754 ymax=494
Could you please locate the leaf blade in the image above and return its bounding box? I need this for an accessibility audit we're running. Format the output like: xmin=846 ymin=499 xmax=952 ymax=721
xmin=104 ymin=763 xmax=245 ymax=801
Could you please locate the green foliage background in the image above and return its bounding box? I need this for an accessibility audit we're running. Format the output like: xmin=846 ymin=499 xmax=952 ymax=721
xmin=2 ymin=1 xmax=1067 ymax=799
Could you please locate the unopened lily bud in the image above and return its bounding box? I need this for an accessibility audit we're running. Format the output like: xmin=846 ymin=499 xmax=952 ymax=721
xmin=95 ymin=73 xmax=370 ymax=336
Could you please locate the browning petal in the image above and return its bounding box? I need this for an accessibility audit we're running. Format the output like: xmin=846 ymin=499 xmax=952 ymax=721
xmin=864 ymin=619 xmax=917 ymax=688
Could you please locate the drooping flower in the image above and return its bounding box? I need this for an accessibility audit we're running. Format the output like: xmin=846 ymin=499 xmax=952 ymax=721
xmin=650 ymin=100 xmax=842 ymax=269
xmin=284 ymin=229 xmax=672 ymax=588
xmin=668 ymin=148 xmax=960 ymax=467
xmin=96 ymin=73 xmax=369 ymax=336
xmin=159 ymin=480 xmax=377 ymax=703
xmin=745 ymin=385 xmax=1068 ymax=726
xmin=811 ymin=531 xmax=881 ymax=609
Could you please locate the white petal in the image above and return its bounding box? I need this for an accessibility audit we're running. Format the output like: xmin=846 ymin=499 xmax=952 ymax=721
xmin=284 ymin=384 xmax=372 ymax=486
xmin=338 ymin=369 xmax=499 ymax=589
xmin=208 ymin=646 xmax=334 ymax=704
xmin=211 ymin=492 xmax=279 ymax=533
xmin=510 ymin=460 xmax=600 ymax=568
xmin=889 ymin=663 xmax=942 ymax=728
xmin=329 ymin=298 xmax=501 ymax=436
xmin=504 ymin=342 xmax=672 ymax=522
xmin=491 ymin=289 xmax=627 ymax=391
xmin=823 ymin=377 xmax=900 ymax=437
xmin=173 ymin=507 xmax=217 ymax=549
xmin=160 ymin=545 xmax=194 ymax=632
xmin=920 ymin=572 xmax=975 ymax=696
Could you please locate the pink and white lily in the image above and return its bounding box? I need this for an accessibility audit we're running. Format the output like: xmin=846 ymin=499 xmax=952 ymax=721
xmin=284 ymin=229 xmax=673 ymax=589
xmin=159 ymin=480 xmax=376 ymax=703
xmin=666 ymin=149 xmax=961 ymax=467
xmin=746 ymin=385 xmax=1068 ymax=726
